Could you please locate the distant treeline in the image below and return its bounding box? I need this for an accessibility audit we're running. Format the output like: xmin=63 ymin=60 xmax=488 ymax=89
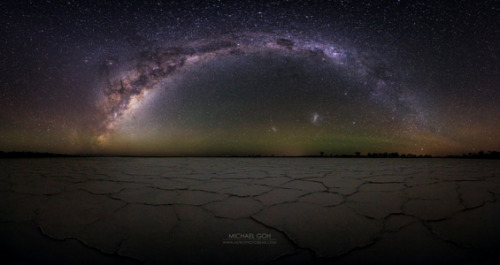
xmin=1 ymin=150 xmax=499 ymax=159
xmin=446 ymin=151 xmax=500 ymax=159
xmin=316 ymin=151 xmax=499 ymax=159
xmin=318 ymin=151 xmax=432 ymax=158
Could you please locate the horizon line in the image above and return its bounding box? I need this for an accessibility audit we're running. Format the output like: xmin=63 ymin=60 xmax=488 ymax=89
xmin=1 ymin=150 xmax=499 ymax=159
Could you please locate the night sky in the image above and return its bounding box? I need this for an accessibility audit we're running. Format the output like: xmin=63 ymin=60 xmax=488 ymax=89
xmin=0 ymin=0 xmax=499 ymax=156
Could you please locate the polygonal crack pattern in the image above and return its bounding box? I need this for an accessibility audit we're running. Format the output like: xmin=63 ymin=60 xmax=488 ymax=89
xmin=1 ymin=158 xmax=499 ymax=264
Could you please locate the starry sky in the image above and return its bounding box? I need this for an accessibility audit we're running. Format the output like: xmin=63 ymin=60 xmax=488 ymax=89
xmin=0 ymin=0 xmax=499 ymax=156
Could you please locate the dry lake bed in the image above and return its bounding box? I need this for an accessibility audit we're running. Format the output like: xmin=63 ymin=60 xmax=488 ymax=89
xmin=1 ymin=158 xmax=499 ymax=264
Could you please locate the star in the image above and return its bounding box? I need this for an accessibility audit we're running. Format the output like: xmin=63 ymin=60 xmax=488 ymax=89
xmin=0 ymin=1 xmax=497 ymax=156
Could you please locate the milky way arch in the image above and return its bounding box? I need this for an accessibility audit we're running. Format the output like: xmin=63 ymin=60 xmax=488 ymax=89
xmin=95 ymin=32 xmax=417 ymax=145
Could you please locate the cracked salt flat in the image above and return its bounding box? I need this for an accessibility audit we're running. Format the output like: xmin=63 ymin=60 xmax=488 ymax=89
xmin=1 ymin=158 xmax=499 ymax=264
xmin=254 ymin=202 xmax=382 ymax=257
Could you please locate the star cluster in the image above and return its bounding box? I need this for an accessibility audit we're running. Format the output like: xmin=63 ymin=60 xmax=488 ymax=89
xmin=0 ymin=1 xmax=499 ymax=156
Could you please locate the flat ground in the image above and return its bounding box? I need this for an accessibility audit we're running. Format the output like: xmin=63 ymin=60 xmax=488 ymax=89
xmin=1 ymin=158 xmax=499 ymax=264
